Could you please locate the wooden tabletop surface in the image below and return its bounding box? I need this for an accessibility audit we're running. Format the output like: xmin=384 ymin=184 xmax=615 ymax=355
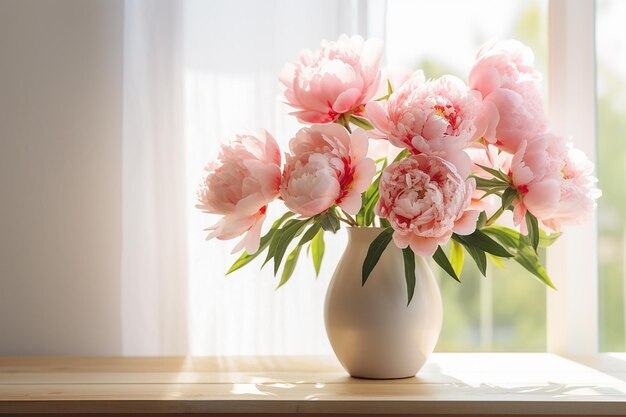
xmin=1 ymin=353 xmax=626 ymax=416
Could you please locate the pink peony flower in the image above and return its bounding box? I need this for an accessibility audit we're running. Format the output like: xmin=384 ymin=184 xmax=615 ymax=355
xmin=542 ymin=146 xmax=601 ymax=231
xmin=376 ymin=154 xmax=480 ymax=256
xmin=196 ymin=129 xmax=281 ymax=254
xmin=280 ymin=34 xmax=383 ymax=124
xmin=470 ymin=40 xmax=541 ymax=96
xmin=508 ymin=132 xmax=574 ymax=229
xmin=366 ymin=71 xmax=483 ymax=177
xmin=280 ymin=124 xmax=376 ymax=217
xmin=469 ymin=40 xmax=548 ymax=153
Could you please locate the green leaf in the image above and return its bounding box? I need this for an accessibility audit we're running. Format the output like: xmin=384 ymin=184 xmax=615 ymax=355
xmin=357 ymin=187 xmax=379 ymax=227
xmin=402 ymin=247 xmax=416 ymax=305
xmin=480 ymin=188 xmax=505 ymax=200
xmin=226 ymin=212 xmax=295 ymax=275
xmin=476 ymin=211 xmax=487 ymax=229
xmin=274 ymin=219 xmax=310 ymax=275
xmin=380 ymin=218 xmax=391 ymax=228
xmin=474 ymin=176 xmax=510 ymax=190
xmin=364 ymin=194 xmax=379 ymax=226
xmin=450 ymin=239 xmax=465 ymax=278
xmin=272 ymin=211 xmax=296 ymax=229
xmin=298 ymin=222 xmax=322 ymax=247
xmin=482 ymin=226 xmax=556 ymax=289
xmin=393 ymin=149 xmax=411 ymax=162
xmin=311 ymin=227 xmax=325 ymax=277
xmin=373 ymin=80 xmax=394 ymax=101
xmin=487 ymin=253 xmax=506 ymax=269
xmin=262 ymin=219 xmax=299 ymax=267
xmin=277 ymin=244 xmax=302 ymax=288
xmin=319 ymin=209 xmax=341 ymax=233
xmin=362 ymin=228 xmax=394 ymax=285
xmin=464 ymin=244 xmax=487 ymax=276
xmin=453 ymin=230 xmax=513 ymax=258
xmin=432 ymin=246 xmax=460 ymax=282
xmin=356 ymin=195 xmax=367 ymax=226
xmin=539 ymin=229 xmax=561 ymax=248
xmin=356 ymin=167 xmax=384 ymax=226
xmin=475 ymin=163 xmax=510 ymax=182
xmin=501 ymin=187 xmax=518 ymax=211
xmin=226 ymin=232 xmax=273 ymax=275
xmin=265 ymin=218 xmax=311 ymax=275
xmin=525 ymin=211 xmax=539 ymax=251
xmin=350 ymin=115 xmax=374 ymax=131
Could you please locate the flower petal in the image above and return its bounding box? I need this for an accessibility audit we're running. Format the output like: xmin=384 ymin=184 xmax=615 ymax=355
xmin=452 ymin=210 xmax=480 ymax=235
xmin=365 ymin=101 xmax=391 ymax=133
xmin=332 ymin=87 xmax=362 ymax=114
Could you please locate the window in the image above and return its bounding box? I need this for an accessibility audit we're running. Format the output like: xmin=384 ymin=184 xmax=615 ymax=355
xmin=179 ymin=0 xmax=606 ymax=355
xmin=597 ymin=0 xmax=626 ymax=352
xmin=386 ymin=0 xmax=549 ymax=352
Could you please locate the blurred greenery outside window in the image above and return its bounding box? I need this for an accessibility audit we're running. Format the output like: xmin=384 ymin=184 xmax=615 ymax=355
xmin=597 ymin=0 xmax=626 ymax=352
xmin=386 ymin=0 xmax=625 ymax=352
xmin=386 ymin=0 xmax=548 ymax=351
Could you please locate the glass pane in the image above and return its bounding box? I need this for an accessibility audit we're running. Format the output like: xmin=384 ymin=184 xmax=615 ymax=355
xmin=386 ymin=0 xmax=548 ymax=351
xmin=597 ymin=0 xmax=626 ymax=351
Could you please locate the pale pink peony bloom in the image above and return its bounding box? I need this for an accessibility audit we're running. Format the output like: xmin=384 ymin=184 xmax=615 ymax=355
xmin=366 ymin=71 xmax=483 ymax=178
xmin=376 ymin=154 xmax=480 ymax=256
xmin=542 ymin=146 xmax=601 ymax=231
xmin=280 ymin=124 xmax=376 ymax=217
xmin=196 ymin=129 xmax=282 ymax=254
xmin=469 ymin=40 xmax=548 ymax=153
xmin=280 ymin=35 xmax=383 ymax=124
xmin=508 ymin=132 xmax=569 ymax=228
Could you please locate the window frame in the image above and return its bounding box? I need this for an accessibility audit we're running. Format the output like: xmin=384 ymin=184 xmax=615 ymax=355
xmin=546 ymin=0 xmax=599 ymax=355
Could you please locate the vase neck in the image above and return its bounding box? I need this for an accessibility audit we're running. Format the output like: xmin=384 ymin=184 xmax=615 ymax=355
xmin=347 ymin=227 xmax=388 ymax=245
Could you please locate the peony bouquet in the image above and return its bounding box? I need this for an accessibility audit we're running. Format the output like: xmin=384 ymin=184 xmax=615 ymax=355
xmin=197 ymin=35 xmax=600 ymax=303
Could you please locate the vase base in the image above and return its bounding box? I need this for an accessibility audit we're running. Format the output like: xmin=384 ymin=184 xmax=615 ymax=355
xmin=349 ymin=373 xmax=416 ymax=380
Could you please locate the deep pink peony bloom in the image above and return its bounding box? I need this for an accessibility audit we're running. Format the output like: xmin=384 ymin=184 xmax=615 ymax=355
xmin=469 ymin=40 xmax=548 ymax=153
xmin=376 ymin=154 xmax=479 ymax=256
xmin=280 ymin=35 xmax=383 ymax=124
xmin=196 ymin=129 xmax=281 ymax=254
xmin=366 ymin=71 xmax=483 ymax=177
xmin=280 ymin=124 xmax=376 ymax=217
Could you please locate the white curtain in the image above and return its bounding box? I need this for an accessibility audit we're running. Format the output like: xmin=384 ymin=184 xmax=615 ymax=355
xmin=121 ymin=0 xmax=386 ymax=355
xmin=121 ymin=0 xmax=188 ymax=355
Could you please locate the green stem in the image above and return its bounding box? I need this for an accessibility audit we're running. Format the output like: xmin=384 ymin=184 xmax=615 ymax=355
xmin=341 ymin=210 xmax=358 ymax=227
xmin=485 ymin=206 xmax=504 ymax=227
xmin=338 ymin=217 xmax=354 ymax=226
xmin=337 ymin=115 xmax=352 ymax=133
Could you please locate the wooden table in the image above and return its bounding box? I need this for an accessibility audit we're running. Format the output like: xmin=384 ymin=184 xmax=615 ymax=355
xmin=1 ymin=353 xmax=626 ymax=416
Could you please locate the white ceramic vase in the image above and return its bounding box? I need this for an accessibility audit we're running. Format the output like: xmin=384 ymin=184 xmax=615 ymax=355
xmin=324 ymin=227 xmax=443 ymax=379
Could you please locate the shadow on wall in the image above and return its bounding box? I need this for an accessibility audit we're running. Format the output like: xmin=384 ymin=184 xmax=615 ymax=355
xmin=0 ymin=0 xmax=125 ymax=355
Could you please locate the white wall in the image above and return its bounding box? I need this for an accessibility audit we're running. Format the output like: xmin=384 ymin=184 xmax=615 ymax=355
xmin=0 ymin=0 xmax=124 ymax=355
